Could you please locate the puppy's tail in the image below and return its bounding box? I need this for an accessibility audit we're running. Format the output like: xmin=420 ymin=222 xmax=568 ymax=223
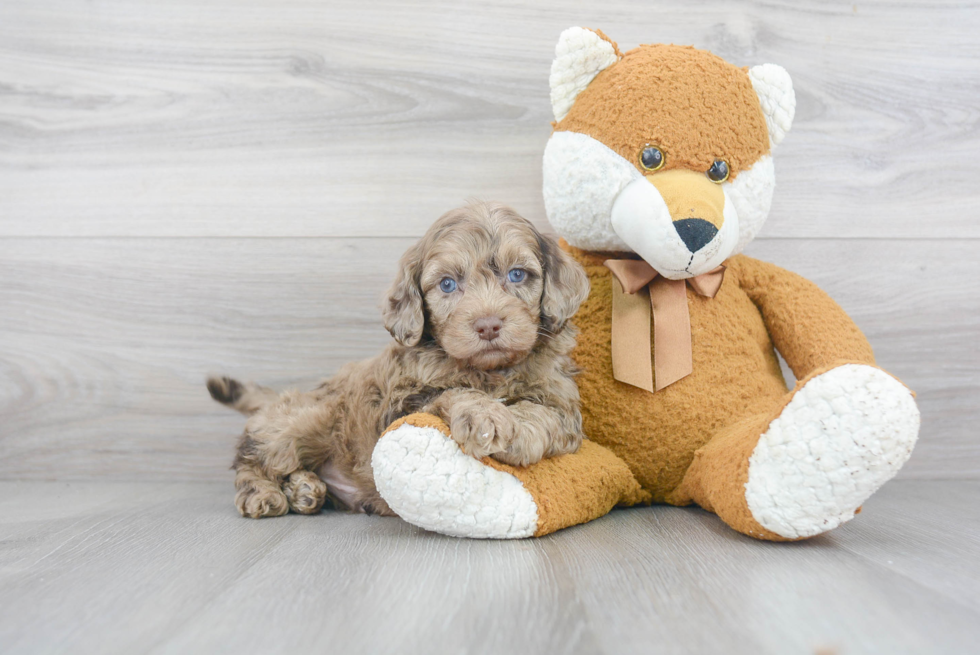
xmin=206 ymin=375 xmax=278 ymax=416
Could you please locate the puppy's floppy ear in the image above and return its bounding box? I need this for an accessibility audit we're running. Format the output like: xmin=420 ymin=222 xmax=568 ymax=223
xmin=538 ymin=232 xmax=589 ymax=331
xmin=383 ymin=240 xmax=426 ymax=347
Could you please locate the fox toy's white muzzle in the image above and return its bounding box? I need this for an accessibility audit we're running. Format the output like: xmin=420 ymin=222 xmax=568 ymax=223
xmin=610 ymin=172 xmax=740 ymax=280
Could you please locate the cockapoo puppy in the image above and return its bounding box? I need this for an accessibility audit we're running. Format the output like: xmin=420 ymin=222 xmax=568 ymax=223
xmin=208 ymin=201 xmax=590 ymax=518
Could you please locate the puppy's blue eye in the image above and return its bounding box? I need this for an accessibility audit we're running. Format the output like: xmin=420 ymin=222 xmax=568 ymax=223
xmin=507 ymin=268 xmax=526 ymax=283
xmin=439 ymin=277 xmax=457 ymax=293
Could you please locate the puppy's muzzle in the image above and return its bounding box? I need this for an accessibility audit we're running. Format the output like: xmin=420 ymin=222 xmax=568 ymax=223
xmin=474 ymin=316 xmax=503 ymax=342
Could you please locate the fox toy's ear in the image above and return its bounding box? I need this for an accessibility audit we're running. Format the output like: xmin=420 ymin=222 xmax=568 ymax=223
xmin=550 ymin=27 xmax=621 ymax=122
xmin=748 ymin=64 xmax=796 ymax=149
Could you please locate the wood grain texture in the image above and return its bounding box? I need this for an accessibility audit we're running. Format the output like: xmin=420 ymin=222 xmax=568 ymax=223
xmin=0 ymin=0 xmax=978 ymax=238
xmin=0 ymin=480 xmax=978 ymax=654
xmin=0 ymin=2 xmax=977 ymax=481
xmin=0 ymin=237 xmax=976 ymax=480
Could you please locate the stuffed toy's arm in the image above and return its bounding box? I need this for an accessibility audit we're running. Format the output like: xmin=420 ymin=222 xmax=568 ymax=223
xmin=734 ymin=256 xmax=875 ymax=380
xmin=373 ymin=411 xmax=648 ymax=539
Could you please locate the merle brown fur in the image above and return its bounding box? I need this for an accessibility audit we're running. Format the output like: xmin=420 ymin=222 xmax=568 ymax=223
xmin=208 ymin=201 xmax=590 ymax=518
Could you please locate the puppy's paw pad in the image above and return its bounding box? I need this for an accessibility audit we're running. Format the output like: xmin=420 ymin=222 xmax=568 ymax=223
xmin=284 ymin=471 xmax=328 ymax=514
xmin=237 ymin=487 xmax=289 ymax=518
xmin=450 ymin=404 xmax=516 ymax=458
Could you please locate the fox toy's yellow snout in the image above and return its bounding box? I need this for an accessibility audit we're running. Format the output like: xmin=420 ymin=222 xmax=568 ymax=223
xmin=647 ymin=169 xmax=725 ymax=253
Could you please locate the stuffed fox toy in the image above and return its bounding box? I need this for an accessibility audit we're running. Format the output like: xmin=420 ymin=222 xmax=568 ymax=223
xmin=371 ymin=28 xmax=920 ymax=541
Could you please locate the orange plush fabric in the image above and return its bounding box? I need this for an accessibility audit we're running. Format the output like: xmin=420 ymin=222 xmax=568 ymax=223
xmin=560 ymin=245 xmax=882 ymax=537
xmin=734 ymin=257 xmax=876 ymax=378
xmin=567 ymin=244 xmax=791 ymax=501
xmin=556 ymin=44 xmax=770 ymax=180
xmin=484 ymin=440 xmax=650 ymax=537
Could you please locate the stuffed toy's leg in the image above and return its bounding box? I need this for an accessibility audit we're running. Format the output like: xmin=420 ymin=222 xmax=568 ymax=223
xmin=668 ymin=363 xmax=920 ymax=541
xmin=372 ymin=413 xmax=650 ymax=538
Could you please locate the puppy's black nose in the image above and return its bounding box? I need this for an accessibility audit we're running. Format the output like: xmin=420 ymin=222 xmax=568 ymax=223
xmin=673 ymin=218 xmax=719 ymax=253
xmin=474 ymin=316 xmax=502 ymax=341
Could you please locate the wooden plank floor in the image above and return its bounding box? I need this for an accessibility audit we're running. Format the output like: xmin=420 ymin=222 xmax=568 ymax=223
xmin=1 ymin=479 xmax=978 ymax=654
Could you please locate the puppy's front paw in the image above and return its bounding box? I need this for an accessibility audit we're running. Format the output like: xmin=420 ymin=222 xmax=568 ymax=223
xmin=284 ymin=470 xmax=327 ymax=515
xmin=236 ymin=483 xmax=289 ymax=518
xmin=449 ymin=400 xmax=517 ymax=459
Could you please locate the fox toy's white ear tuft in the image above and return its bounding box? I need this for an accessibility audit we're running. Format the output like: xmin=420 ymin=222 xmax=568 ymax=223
xmin=749 ymin=64 xmax=796 ymax=149
xmin=550 ymin=27 xmax=620 ymax=122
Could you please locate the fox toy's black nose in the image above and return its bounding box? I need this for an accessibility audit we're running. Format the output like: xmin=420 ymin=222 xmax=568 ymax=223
xmin=673 ymin=218 xmax=719 ymax=253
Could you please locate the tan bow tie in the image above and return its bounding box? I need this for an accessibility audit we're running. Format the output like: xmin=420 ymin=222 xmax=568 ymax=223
xmin=603 ymin=259 xmax=726 ymax=392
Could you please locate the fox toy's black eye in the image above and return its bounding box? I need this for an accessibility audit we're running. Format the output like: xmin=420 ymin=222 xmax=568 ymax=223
xmin=439 ymin=277 xmax=457 ymax=293
xmin=706 ymin=159 xmax=730 ymax=183
xmin=639 ymin=145 xmax=665 ymax=171
xmin=507 ymin=268 xmax=526 ymax=283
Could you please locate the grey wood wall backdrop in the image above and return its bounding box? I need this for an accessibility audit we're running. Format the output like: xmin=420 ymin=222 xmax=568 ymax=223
xmin=1 ymin=0 xmax=977 ymax=481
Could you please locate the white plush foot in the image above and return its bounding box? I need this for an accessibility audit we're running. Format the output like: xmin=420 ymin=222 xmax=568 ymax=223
xmin=371 ymin=423 xmax=539 ymax=539
xmin=745 ymin=364 xmax=920 ymax=539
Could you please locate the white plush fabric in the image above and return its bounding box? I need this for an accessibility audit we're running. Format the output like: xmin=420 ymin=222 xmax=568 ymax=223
xmin=727 ymin=155 xmax=776 ymax=255
xmin=748 ymin=64 xmax=796 ymax=149
xmin=611 ymin=176 xmax=740 ymax=279
xmin=372 ymin=423 xmax=539 ymax=539
xmin=549 ymin=27 xmax=619 ymax=122
xmin=543 ymin=131 xmax=638 ymax=252
xmin=609 ymin=177 xmax=684 ymax=273
xmin=745 ymin=364 xmax=920 ymax=539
